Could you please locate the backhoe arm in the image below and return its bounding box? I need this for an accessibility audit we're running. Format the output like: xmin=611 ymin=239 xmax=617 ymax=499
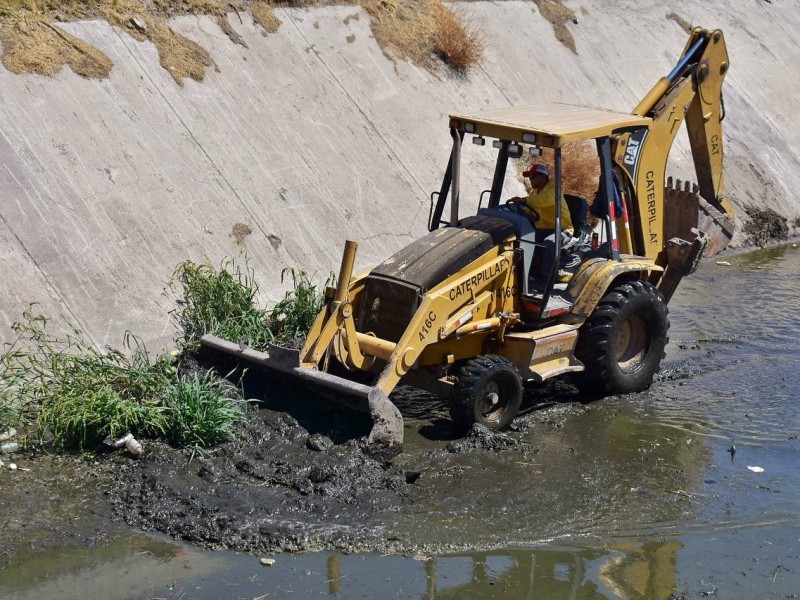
xmin=622 ymin=28 xmax=733 ymax=267
xmin=683 ymin=30 xmax=733 ymax=220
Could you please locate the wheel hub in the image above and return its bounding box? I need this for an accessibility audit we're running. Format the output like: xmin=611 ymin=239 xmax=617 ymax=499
xmin=616 ymin=314 xmax=648 ymax=369
xmin=479 ymin=382 xmax=507 ymax=422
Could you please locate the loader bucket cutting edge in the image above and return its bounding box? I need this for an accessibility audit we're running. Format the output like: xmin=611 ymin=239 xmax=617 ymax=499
xmin=199 ymin=334 xmax=404 ymax=448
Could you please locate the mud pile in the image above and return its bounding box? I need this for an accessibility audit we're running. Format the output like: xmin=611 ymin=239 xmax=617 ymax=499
xmin=110 ymin=382 xmax=555 ymax=554
xmin=112 ymin=407 xmax=411 ymax=553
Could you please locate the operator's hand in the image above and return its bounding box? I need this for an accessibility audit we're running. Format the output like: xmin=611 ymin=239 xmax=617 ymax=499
xmin=506 ymin=197 xmax=524 ymax=204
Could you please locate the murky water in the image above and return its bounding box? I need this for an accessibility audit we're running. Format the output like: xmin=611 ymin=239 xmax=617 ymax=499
xmin=2 ymin=245 xmax=799 ymax=599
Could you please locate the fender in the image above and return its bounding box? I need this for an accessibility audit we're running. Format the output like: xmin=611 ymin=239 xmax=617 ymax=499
xmin=567 ymin=257 xmax=663 ymax=317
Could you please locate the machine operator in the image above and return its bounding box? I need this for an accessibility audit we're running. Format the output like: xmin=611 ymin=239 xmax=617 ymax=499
xmin=507 ymin=164 xmax=573 ymax=281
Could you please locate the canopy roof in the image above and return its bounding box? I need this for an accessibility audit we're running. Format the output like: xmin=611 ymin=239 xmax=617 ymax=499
xmin=449 ymin=101 xmax=652 ymax=146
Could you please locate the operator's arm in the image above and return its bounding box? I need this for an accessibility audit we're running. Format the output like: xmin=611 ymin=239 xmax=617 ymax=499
xmin=560 ymin=196 xmax=574 ymax=236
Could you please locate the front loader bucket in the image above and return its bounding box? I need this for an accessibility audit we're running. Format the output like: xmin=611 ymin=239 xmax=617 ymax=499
xmin=199 ymin=334 xmax=404 ymax=449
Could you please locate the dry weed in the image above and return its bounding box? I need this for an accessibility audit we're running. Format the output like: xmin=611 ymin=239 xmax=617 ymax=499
xmin=432 ymin=5 xmax=484 ymax=71
xmin=533 ymin=0 xmax=576 ymax=54
xmin=149 ymin=19 xmax=215 ymax=85
xmin=361 ymin=0 xmax=483 ymax=72
xmin=361 ymin=0 xmax=438 ymax=67
xmin=0 ymin=17 xmax=112 ymax=78
xmin=251 ymin=0 xmax=281 ymax=34
xmin=0 ymin=0 xmax=484 ymax=83
xmin=232 ymin=222 xmax=253 ymax=244
xmin=102 ymin=1 xmax=216 ymax=85
xmin=153 ymin=0 xmax=225 ymax=17
xmin=0 ymin=0 xmax=218 ymax=85
xmin=519 ymin=141 xmax=600 ymax=200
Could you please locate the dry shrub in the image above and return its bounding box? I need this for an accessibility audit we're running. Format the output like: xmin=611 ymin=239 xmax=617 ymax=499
xmin=533 ymin=0 xmax=576 ymax=54
xmin=362 ymin=0 xmax=438 ymax=67
xmin=149 ymin=19 xmax=214 ymax=85
xmin=251 ymin=0 xmax=281 ymax=34
xmin=432 ymin=5 xmax=484 ymax=71
xmin=0 ymin=17 xmax=112 ymax=77
xmin=361 ymin=0 xmax=482 ymax=72
xmin=102 ymin=2 xmax=216 ymax=86
xmin=232 ymin=222 xmax=253 ymax=244
xmin=519 ymin=141 xmax=600 ymax=200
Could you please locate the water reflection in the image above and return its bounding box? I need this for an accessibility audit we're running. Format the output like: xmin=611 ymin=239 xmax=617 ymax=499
xmin=317 ymin=542 xmax=683 ymax=600
xmin=0 ymin=531 xmax=222 ymax=600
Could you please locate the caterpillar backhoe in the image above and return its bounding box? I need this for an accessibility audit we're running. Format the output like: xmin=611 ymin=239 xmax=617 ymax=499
xmin=202 ymin=27 xmax=734 ymax=452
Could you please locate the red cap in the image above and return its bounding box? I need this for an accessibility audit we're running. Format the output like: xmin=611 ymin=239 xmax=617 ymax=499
xmin=522 ymin=164 xmax=550 ymax=178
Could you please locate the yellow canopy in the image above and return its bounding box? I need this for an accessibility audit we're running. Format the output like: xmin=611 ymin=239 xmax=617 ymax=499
xmin=450 ymin=101 xmax=652 ymax=146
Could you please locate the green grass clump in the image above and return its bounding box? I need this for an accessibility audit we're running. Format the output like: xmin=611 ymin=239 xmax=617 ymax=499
xmin=2 ymin=309 xmax=244 ymax=450
xmin=172 ymin=258 xmax=273 ymax=351
xmin=3 ymin=312 xmax=171 ymax=447
xmin=0 ymin=391 xmax=21 ymax=433
xmin=268 ymin=267 xmax=334 ymax=347
xmin=172 ymin=259 xmax=332 ymax=350
xmin=165 ymin=369 xmax=245 ymax=447
xmin=40 ymin=387 xmax=169 ymax=448
xmin=2 ymin=257 xmax=332 ymax=452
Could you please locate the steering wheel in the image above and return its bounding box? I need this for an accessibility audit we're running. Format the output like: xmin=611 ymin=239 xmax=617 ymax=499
xmin=505 ymin=198 xmax=524 ymax=212
xmin=505 ymin=199 xmax=539 ymax=222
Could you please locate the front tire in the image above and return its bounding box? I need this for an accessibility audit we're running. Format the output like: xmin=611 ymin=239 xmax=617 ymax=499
xmin=450 ymin=355 xmax=523 ymax=431
xmin=573 ymin=280 xmax=669 ymax=395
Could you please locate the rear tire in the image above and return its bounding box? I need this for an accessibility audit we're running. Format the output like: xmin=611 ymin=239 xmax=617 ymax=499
xmin=573 ymin=280 xmax=669 ymax=395
xmin=450 ymin=355 xmax=523 ymax=431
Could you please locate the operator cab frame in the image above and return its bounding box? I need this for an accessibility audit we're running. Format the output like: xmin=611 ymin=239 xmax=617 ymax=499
xmin=428 ymin=102 xmax=652 ymax=321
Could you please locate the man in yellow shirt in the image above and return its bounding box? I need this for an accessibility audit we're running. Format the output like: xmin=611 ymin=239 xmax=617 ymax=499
xmin=509 ymin=164 xmax=573 ymax=234
xmin=508 ymin=164 xmax=573 ymax=283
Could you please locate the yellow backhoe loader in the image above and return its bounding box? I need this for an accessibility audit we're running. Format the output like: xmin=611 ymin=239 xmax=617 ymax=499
xmin=202 ymin=27 xmax=734 ymax=452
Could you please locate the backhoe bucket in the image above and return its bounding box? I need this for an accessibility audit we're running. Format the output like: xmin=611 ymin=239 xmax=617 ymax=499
xmin=199 ymin=334 xmax=404 ymax=449
xmin=665 ymin=177 xmax=734 ymax=257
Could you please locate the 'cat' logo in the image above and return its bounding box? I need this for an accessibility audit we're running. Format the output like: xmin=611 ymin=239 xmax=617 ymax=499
xmin=624 ymin=138 xmax=641 ymax=166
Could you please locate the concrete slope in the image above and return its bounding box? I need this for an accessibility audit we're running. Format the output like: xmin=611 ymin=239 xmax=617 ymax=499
xmin=1 ymin=1 xmax=798 ymax=349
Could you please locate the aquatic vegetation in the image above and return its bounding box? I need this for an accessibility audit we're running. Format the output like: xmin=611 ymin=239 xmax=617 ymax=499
xmin=172 ymin=258 xmax=273 ymax=352
xmin=0 ymin=309 xmax=243 ymax=450
xmin=165 ymin=369 xmax=245 ymax=448
xmin=268 ymin=267 xmax=335 ymax=348
xmin=172 ymin=258 xmax=332 ymax=350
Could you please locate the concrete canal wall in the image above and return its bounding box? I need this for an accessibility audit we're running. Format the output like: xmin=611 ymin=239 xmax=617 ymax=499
xmin=1 ymin=0 xmax=798 ymax=349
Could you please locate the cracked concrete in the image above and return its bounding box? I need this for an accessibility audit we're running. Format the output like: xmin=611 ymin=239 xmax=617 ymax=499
xmin=1 ymin=2 xmax=799 ymax=350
